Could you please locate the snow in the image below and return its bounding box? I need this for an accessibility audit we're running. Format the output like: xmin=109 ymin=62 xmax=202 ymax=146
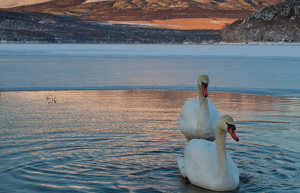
xmin=0 ymin=0 xmax=50 ymax=8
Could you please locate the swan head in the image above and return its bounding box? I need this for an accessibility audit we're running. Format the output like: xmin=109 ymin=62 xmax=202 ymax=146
xmin=197 ymin=75 xmax=209 ymax=98
xmin=219 ymin=115 xmax=239 ymax=142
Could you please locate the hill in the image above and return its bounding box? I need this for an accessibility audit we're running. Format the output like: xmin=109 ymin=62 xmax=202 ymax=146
xmin=221 ymin=0 xmax=300 ymax=42
xmin=0 ymin=0 xmax=290 ymax=43
xmin=1 ymin=0 xmax=284 ymax=30
xmin=0 ymin=10 xmax=221 ymax=43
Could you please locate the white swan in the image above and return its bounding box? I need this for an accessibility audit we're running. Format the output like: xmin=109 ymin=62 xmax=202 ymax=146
xmin=177 ymin=115 xmax=240 ymax=191
xmin=179 ymin=75 xmax=220 ymax=141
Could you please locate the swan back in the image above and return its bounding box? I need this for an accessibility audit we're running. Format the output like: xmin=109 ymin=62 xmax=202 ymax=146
xmin=179 ymin=74 xmax=220 ymax=141
xmin=208 ymin=100 xmax=221 ymax=130
xmin=177 ymin=115 xmax=240 ymax=191
xmin=179 ymin=99 xmax=198 ymax=139
xmin=179 ymin=98 xmax=220 ymax=141
xmin=179 ymin=139 xmax=239 ymax=191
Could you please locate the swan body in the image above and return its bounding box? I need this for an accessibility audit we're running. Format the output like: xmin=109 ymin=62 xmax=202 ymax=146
xmin=179 ymin=75 xmax=220 ymax=141
xmin=177 ymin=115 xmax=240 ymax=191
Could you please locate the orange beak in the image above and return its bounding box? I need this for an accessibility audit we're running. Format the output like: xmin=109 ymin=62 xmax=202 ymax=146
xmin=228 ymin=127 xmax=239 ymax=142
xmin=202 ymin=84 xmax=208 ymax=97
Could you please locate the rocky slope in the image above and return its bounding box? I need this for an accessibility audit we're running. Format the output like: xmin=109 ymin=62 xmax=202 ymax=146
xmin=0 ymin=0 xmax=289 ymax=43
xmin=2 ymin=0 xmax=284 ymax=10
xmin=221 ymin=0 xmax=300 ymax=42
xmin=4 ymin=0 xmax=284 ymax=21
xmin=0 ymin=10 xmax=221 ymax=43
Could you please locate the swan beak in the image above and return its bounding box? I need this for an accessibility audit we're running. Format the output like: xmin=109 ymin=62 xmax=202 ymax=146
xmin=202 ymin=82 xmax=208 ymax=97
xmin=228 ymin=125 xmax=239 ymax=142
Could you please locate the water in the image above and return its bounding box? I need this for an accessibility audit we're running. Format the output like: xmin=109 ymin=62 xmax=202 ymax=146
xmin=0 ymin=90 xmax=299 ymax=193
xmin=0 ymin=44 xmax=300 ymax=192
xmin=0 ymin=44 xmax=300 ymax=97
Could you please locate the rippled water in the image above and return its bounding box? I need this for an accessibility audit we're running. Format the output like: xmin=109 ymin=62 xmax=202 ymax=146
xmin=0 ymin=90 xmax=299 ymax=192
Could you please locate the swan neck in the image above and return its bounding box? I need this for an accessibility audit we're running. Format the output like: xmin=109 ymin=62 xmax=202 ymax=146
xmin=198 ymin=87 xmax=208 ymax=105
xmin=196 ymin=86 xmax=212 ymax=139
xmin=197 ymin=87 xmax=210 ymax=124
xmin=215 ymin=127 xmax=228 ymax=173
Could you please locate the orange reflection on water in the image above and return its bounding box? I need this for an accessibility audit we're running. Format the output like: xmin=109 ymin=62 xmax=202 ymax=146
xmin=5 ymin=89 xmax=296 ymax=133
xmin=1 ymin=90 xmax=300 ymax=192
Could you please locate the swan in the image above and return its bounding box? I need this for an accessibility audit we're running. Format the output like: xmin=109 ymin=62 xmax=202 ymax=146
xmin=177 ymin=115 xmax=240 ymax=191
xmin=179 ymin=75 xmax=220 ymax=141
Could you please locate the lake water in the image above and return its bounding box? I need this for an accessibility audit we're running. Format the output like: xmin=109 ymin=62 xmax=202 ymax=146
xmin=0 ymin=90 xmax=299 ymax=192
xmin=0 ymin=44 xmax=300 ymax=96
xmin=0 ymin=44 xmax=300 ymax=192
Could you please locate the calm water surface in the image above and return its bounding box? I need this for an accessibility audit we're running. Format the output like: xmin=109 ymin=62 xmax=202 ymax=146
xmin=1 ymin=44 xmax=300 ymax=96
xmin=0 ymin=90 xmax=299 ymax=192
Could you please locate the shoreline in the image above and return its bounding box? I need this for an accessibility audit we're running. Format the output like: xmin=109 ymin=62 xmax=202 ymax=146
xmin=1 ymin=42 xmax=300 ymax=45
xmin=1 ymin=87 xmax=299 ymax=98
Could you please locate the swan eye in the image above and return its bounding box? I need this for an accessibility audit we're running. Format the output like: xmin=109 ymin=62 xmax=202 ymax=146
xmin=201 ymin=82 xmax=208 ymax=88
xmin=226 ymin=122 xmax=236 ymax=131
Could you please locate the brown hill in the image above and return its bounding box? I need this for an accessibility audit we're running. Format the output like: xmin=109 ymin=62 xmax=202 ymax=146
xmin=7 ymin=0 xmax=284 ymax=22
xmin=0 ymin=10 xmax=222 ymax=43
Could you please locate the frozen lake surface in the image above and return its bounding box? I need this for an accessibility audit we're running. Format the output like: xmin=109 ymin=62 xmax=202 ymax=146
xmin=0 ymin=44 xmax=300 ymax=192
xmin=0 ymin=44 xmax=299 ymax=97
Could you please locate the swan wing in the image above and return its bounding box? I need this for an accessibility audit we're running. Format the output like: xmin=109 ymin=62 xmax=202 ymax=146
xmin=226 ymin=153 xmax=240 ymax=188
xmin=177 ymin=155 xmax=186 ymax=178
xmin=184 ymin=139 xmax=219 ymax=187
xmin=179 ymin=99 xmax=198 ymax=139
xmin=184 ymin=139 xmax=239 ymax=191
xmin=208 ymin=99 xmax=221 ymax=130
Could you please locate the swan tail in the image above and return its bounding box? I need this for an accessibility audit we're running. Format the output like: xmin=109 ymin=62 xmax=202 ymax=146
xmin=177 ymin=155 xmax=186 ymax=178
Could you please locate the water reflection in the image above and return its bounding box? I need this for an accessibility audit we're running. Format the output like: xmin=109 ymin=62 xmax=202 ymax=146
xmin=0 ymin=90 xmax=299 ymax=192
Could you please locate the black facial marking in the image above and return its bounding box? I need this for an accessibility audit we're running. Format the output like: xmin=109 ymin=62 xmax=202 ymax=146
xmin=226 ymin=122 xmax=236 ymax=131
xmin=201 ymin=82 xmax=208 ymax=88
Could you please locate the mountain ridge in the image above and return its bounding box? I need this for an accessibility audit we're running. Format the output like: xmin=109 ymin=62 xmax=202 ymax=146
xmin=1 ymin=0 xmax=284 ymax=27
xmin=0 ymin=0 xmax=285 ymax=10
xmin=0 ymin=10 xmax=222 ymax=43
xmin=0 ymin=0 xmax=292 ymax=43
xmin=221 ymin=0 xmax=300 ymax=42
